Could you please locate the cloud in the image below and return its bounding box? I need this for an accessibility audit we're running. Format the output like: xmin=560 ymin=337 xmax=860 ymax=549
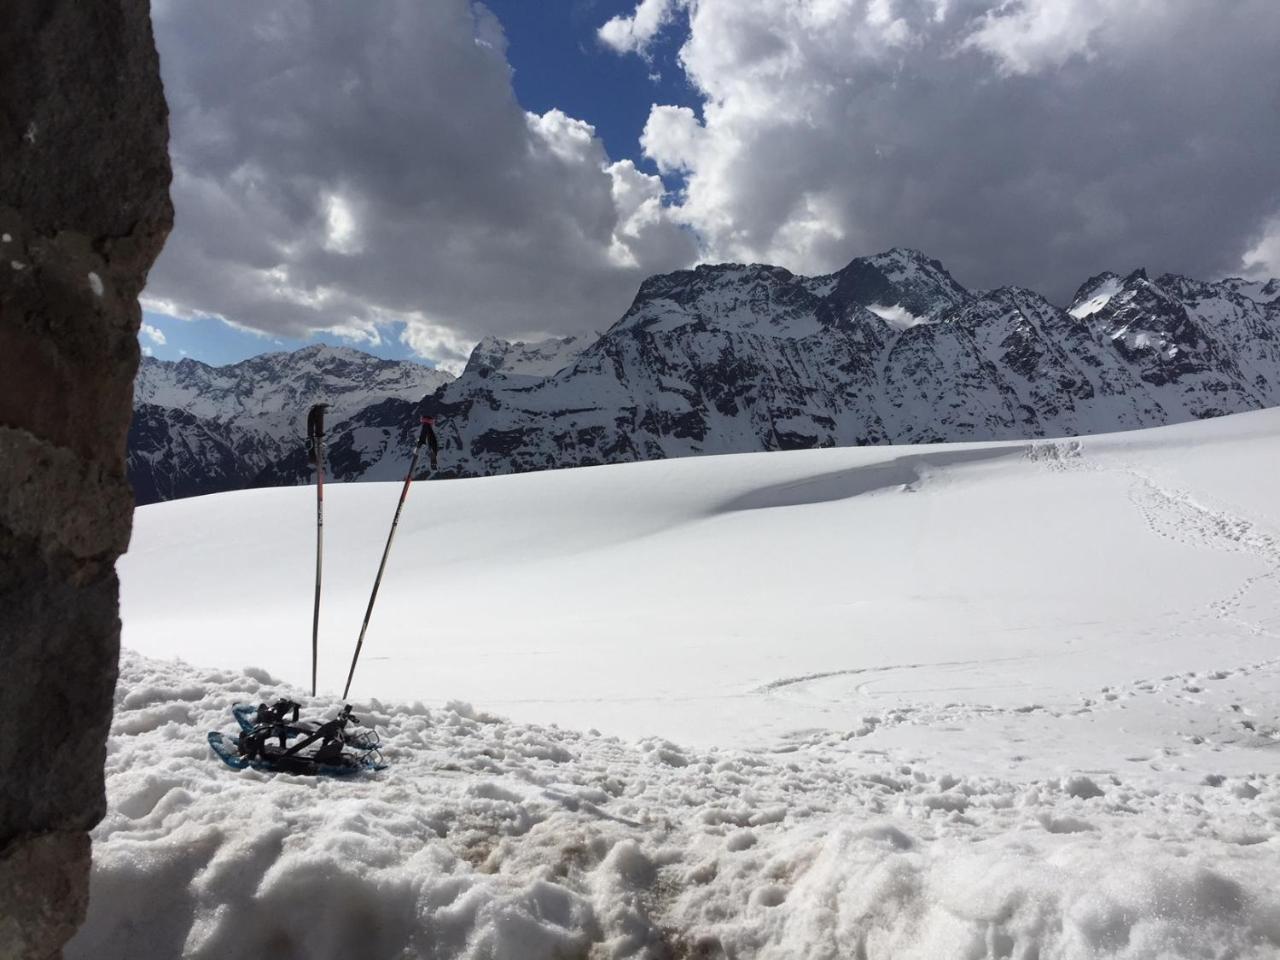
xmin=140 ymin=323 xmax=167 ymax=346
xmin=598 ymin=0 xmax=680 ymax=56
xmin=145 ymin=0 xmax=697 ymax=363
xmin=607 ymin=0 xmax=1280 ymax=300
xmin=962 ymin=0 xmax=1166 ymax=75
xmin=398 ymin=319 xmax=476 ymax=376
xmin=1242 ymin=214 xmax=1280 ymax=280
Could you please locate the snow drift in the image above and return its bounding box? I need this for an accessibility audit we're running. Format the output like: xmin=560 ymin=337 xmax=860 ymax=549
xmin=72 ymin=652 xmax=1280 ymax=959
xmin=76 ymin=408 xmax=1280 ymax=958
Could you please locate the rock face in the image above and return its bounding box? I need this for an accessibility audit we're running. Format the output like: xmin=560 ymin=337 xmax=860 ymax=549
xmin=0 ymin=1 xmax=172 ymax=956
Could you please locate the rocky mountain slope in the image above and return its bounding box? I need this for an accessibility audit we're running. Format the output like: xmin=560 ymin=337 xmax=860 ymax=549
xmin=132 ymin=250 xmax=1280 ymax=499
xmin=127 ymin=345 xmax=452 ymax=503
xmin=412 ymin=250 xmax=1280 ymax=477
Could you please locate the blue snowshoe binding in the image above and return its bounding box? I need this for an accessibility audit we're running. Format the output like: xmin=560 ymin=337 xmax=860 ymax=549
xmin=209 ymin=698 xmax=386 ymax=776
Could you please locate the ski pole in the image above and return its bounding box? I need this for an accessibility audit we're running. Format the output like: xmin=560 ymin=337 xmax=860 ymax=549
xmin=306 ymin=403 xmax=329 ymax=698
xmin=343 ymin=416 xmax=439 ymax=699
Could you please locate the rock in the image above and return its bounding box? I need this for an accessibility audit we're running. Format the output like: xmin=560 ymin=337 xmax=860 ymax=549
xmin=0 ymin=0 xmax=172 ymax=956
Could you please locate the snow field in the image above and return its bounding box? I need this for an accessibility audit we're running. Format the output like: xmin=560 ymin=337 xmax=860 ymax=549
xmin=96 ymin=408 xmax=1280 ymax=957
xmin=71 ymin=652 xmax=1280 ymax=959
xmin=123 ymin=408 xmax=1280 ymax=763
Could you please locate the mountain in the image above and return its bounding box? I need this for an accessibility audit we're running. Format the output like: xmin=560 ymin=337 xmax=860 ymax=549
xmin=406 ymin=249 xmax=1279 ymax=478
xmin=127 ymin=345 xmax=452 ymax=503
xmin=130 ymin=250 xmax=1280 ymax=499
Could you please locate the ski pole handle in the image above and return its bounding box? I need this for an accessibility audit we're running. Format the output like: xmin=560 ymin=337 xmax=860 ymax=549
xmin=307 ymin=403 xmax=328 ymax=439
xmin=419 ymin=417 xmax=439 ymax=470
xmin=307 ymin=403 xmax=328 ymax=464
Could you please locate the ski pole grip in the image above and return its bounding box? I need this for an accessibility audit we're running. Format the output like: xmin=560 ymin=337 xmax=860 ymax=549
xmin=419 ymin=417 xmax=439 ymax=470
xmin=307 ymin=403 xmax=328 ymax=439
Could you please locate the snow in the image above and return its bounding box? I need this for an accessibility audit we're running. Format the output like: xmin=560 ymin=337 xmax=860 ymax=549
xmin=1222 ymin=277 xmax=1280 ymax=304
xmin=1069 ymin=276 xmax=1123 ymax=318
xmin=88 ymin=271 xmax=104 ymax=297
xmin=866 ymin=302 xmax=923 ymax=330
xmin=133 ymin=345 xmax=453 ymax=444
xmin=468 ymin=334 xmax=592 ymax=378
xmin=85 ymin=410 xmax=1280 ymax=957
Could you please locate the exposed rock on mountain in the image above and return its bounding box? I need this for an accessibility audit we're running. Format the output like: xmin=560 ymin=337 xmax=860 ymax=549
xmin=132 ymin=249 xmax=1280 ymax=498
xmin=127 ymin=345 xmax=451 ymax=503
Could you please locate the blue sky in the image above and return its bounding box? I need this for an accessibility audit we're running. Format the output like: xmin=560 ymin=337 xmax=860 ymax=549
xmin=143 ymin=0 xmax=698 ymax=368
xmin=482 ymin=0 xmax=697 ymax=176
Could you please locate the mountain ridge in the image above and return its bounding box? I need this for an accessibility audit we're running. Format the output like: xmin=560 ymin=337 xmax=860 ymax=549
xmin=128 ymin=344 xmax=453 ymax=503
xmin=130 ymin=249 xmax=1280 ymax=502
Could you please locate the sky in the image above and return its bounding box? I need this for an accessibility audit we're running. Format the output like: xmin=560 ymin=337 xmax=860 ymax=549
xmin=142 ymin=0 xmax=1280 ymax=371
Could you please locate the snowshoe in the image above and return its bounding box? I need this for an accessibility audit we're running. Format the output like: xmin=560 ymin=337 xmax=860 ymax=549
xmin=210 ymin=700 xmax=385 ymax=776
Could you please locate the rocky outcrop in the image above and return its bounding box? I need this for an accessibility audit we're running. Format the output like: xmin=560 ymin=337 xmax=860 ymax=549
xmin=0 ymin=0 xmax=172 ymax=956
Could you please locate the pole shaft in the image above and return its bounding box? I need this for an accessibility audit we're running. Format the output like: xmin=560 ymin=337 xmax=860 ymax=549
xmin=311 ymin=441 xmax=324 ymax=697
xmin=343 ymin=443 xmax=423 ymax=699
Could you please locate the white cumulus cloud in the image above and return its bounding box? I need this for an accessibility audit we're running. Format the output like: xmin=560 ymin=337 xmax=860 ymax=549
xmin=144 ymin=0 xmax=698 ymax=364
xmin=140 ymin=323 xmax=167 ymax=346
xmin=1241 ymin=214 xmax=1280 ymax=281
xmin=598 ymin=0 xmax=680 ymax=56
xmin=606 ymin=0 xmax=1280 ymax=299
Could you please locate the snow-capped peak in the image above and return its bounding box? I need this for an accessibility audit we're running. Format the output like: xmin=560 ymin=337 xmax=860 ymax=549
xmin=1220 ymin=276 xmax=1280 ymax=305
xmin=1068 ymin=273 xmax=1123 ymax=319
xmin=463 ymin=334 xmax=592 ymax=379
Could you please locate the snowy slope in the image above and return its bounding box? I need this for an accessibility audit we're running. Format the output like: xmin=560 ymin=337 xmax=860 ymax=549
xmin=87 ymin=410 xmax=1280 ymax=959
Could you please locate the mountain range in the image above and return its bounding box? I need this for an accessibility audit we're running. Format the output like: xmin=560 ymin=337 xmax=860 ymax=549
xmin=128 ymin=345 xmax=452 ymax=503
xmin=129 ymin=249 xmax=1280 ymax=502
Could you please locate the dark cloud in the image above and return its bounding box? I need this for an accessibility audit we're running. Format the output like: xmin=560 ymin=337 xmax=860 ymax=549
xmin=145 ymin=0 xmax=697 ymax=369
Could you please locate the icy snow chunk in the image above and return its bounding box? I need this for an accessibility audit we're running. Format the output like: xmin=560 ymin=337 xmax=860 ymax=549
xmin=1062 ymin=775 xmax=1105 ymax=799
xmin=857 ymin=823 xmax=915 ymax=850
xmin=725 ymin=829 xmax=757 ymax=851
xmin=747 ymin=806 xmax=787 ymax=826
xmin=644 ymin=739 xmax=690 ymax=767
xmin=921 ymin=793 xmax=969 ymax=813
xmin=112 ymin=703 xmax=193 ymax=735
xmin=445 ymin=699 xmax=502 ymax=723
xmin=242 ymin=666 xmax=278 ymax=684
xmin=469 ymin=781 xmax=524 ymax=804
xmin=88 ymin=271 xmax=104 ymax=296
xmin=120 ymin=684 xmax=205 ymax=710
xmin=1038 ymin=812 xmax=1095 ymax=833
xmin=602 ymin=839 xmax=655 ymax=887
